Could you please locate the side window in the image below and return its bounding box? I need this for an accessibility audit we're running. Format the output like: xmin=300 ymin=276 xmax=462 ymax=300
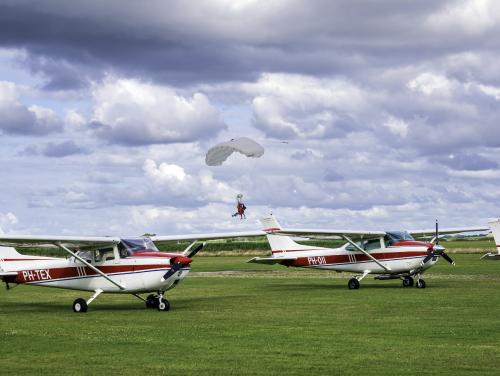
xmin=347 ymin=239 xmax=381 ymax=251
xmin=94 ymin=248 xmax=115 ymax=262
xmin=364 ymin=239 xmax=381 ymax=251
xmin=384 ymin=235 xmax=393 ymax=248
xmin=76 ymin=250 xmax=93 ymax=263
xmin=346 ymin=240 xmax=363 ymax=251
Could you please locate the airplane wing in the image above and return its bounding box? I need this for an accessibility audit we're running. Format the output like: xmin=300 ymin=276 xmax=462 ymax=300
xmin=409 ymin=227 xmax=490 ymax=237
xmin=268 ymin=228 xmax=385 ymax=240
xmin=258 ymin=215 xmax=385 ymax=240
xmin=150 ymin=231 xmax=266 ymax=244
xmin=0 ymin=235 xmax=120 ymax=250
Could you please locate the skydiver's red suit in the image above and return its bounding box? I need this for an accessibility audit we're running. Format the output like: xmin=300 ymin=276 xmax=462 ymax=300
xmin=232 ymin=203 xmax=247 ymax=219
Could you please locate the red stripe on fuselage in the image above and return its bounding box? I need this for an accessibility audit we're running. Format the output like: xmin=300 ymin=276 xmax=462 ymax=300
xmin=14 ymin=264 xmax=169 ymax=284
xmin=391 ymin=240 xmax=433 ymax=247
xmin=277 ymin=251 xmax=427 ymax=267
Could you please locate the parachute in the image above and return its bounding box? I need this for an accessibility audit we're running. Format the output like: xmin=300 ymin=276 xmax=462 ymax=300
xmin=205 ymin=137 xmax=264 ymax=166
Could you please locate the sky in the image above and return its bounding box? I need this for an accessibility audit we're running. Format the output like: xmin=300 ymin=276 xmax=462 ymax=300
xmin=1 ymin=0 xmax=500 ymax=236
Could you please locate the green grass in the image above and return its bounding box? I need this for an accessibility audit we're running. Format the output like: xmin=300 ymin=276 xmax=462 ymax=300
xmin=1 ymin=254 xmax=500 ymax=375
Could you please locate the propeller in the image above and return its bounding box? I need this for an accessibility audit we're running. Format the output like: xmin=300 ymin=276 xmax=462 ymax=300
xmin=161 ymin=242 xmax=205 ymax=282
xmin=422 ymin=219 xmax=455 ymax=266
xmin=161 ymin=255 xmax=192 ymax=282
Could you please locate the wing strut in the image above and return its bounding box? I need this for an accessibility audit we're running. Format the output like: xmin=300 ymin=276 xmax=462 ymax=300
xmin=342 ymin=236 xmax=391 ymax=272
xmin=55 ymin=243 xmax=126 ymax=290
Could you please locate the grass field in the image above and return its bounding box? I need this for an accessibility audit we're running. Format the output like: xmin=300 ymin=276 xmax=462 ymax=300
xmin=1 ymin=254 xmax=500 ymax=375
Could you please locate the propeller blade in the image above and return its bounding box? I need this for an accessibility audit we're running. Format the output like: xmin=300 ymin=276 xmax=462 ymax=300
xmin=441 ymin=252 xmax=455 ymax=266
xmin=186 ymin=243 xmax=204 ymax=258
xmin=435 ymin=219 xmax=439 ymax=245
xmin=161 ymin=262 xmax=181 ymax=281
xmin=422 ymin=253 xmax=435 ymax=264
xmin=161 ymin=256 xmax=192 ymax=281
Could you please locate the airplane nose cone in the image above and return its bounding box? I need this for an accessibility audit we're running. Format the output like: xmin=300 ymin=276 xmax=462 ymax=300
xmin=433 ymin=244 xmax=446 ymax=253
xmin=172 ymin=256 xmax=192 ymax=266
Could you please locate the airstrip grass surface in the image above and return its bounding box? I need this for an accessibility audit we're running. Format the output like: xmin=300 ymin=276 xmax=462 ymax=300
xmin=1 ymin=254 xmax=500 ymax=375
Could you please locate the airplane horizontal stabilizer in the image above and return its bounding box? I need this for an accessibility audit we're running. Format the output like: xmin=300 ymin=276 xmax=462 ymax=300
xmin=0 ymin=271 xmax=18 ymax=276
xmin=248 ymin=256 xmax=296 ymax=265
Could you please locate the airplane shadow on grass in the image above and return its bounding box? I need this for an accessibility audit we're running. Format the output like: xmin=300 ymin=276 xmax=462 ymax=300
xmin=259 ymin=281 xmax=448 ymax=292
xmin=0 ymin=293 xmax=253 ymax=313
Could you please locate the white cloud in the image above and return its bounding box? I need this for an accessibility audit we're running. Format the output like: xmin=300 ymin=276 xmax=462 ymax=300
xmin=0 ymin=212 xmax=18 ymax=233
xmin=141 ymin=159 xmax=238 ymax=204
xmin=426 ymin=0 xmax=500 ymax=36
xmin=65 ymin=110 xmax=87 ymax=128
xmin=143 ymin=159 xmax=187 ymax=182
xmin=407 ymin=72 xmax=454 ymax=96
xmin=89 ymin=77 xmax=226 ymax=145
xmin=478 ymin=83 xmax=500 ymax=100
xmin=243 ymin=73 xmax=368 ymax=139
xmin=383 ymin=116 xmax=409 ymax=138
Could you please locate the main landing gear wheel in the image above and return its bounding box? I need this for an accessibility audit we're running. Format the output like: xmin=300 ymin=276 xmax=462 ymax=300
xmin=348 ymin=278 xmax=360 ymax=290
xmin=145 ymin=294 xmax=158 ymax=309
xmin=157 ymin=298 xmax=170 ymax=312
xmin=73 ymin=298 xmax=88 ymax=313
xmin=402 ymin=276 xmax=414 ymax=287
xmin=416 ymin=279 xmax=426 ymax=289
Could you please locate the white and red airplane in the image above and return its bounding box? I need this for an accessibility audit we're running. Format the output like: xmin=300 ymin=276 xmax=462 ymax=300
xmin=0 ymin=231 xmax=262 ymax=313
xmin=251 ymin=216 xmax=489 ymax=289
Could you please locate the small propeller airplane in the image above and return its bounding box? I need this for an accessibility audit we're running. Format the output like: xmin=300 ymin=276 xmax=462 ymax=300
xmin=481 ymin=219 xmax=500 ymax=260
xmin=250 ymin=216 xmax=489 ymax=289
xmin=0 ymin=230 xmax=262 ymax=313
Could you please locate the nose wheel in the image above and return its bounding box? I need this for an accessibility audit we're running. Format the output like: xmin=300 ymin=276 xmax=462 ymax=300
xmin=144 ymin=293 xmax=170 ymax=311
xmin=416 ymin=279 xmax=426 ymax=288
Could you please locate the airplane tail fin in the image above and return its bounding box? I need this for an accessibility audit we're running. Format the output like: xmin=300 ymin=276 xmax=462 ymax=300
xmin=259 ymin=216 xmax=321 ymax=255
xmin=489 ymin=220 xmax=500 ymax=254
xmin=0 ymin=246 xmax=22 ymax=272
xmin=481 ymin=219 xmax=500 ymax=260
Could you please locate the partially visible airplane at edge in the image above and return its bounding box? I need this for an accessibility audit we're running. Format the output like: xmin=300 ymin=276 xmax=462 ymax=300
xmin=249 ymin=216 xmax=494 ymax=290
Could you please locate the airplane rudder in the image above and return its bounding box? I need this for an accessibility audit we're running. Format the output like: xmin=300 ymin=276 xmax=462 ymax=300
xmin=488 ymin=219 xmax=500 ymax=253
xmin=260 ymin=215 xmax=282 ymax=232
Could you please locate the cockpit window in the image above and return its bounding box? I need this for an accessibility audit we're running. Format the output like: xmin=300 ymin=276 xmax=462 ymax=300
xmin=119 ymin=238 xmax=159 ymax=257
xmin=94 ymin=248 xmax=115 ymax=262
xmin=346 ymin=238 xmax=381 ymax=251
xmin=385 ymin=231 xmax=414 ymax=246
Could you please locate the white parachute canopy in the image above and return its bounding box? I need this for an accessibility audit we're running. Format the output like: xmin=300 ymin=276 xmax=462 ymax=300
xmin=205 ymin=137 xmax=265 ymax=166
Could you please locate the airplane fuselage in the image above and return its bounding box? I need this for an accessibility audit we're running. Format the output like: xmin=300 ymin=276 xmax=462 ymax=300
xmin=268 ymin=240 xmax=438 ymax=276
xmin=1 ymin=252 xmax=190 ymax=293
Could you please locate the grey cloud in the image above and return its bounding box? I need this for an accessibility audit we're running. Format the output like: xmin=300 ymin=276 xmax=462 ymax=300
xmin=0 ymin=100 xmax=63 ymax=136
xmin=20 ymin=140 xmax=89 ymax=157
xmin=1 ymin=1 xmax=494 ymax=88
xmin=436 ymin=152 xmax=498 ymax=171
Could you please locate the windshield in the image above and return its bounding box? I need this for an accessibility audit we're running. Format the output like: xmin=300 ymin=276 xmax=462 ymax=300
xmin=119 ymin=238 xmax=159 ymax=257
xmin=385 ymin=231 xmax=414 ymax=242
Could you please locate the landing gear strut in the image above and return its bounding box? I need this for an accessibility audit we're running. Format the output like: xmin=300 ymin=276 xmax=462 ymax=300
xmin=347 ymin=271 xmax=370 ymax=290
xmin=73 ymin=289 xmax=103 ymax=313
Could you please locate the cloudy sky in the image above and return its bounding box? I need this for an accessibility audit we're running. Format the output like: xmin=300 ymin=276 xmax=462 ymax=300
xmin=1 ymin=0 xmax=499 ymax=236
